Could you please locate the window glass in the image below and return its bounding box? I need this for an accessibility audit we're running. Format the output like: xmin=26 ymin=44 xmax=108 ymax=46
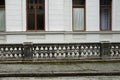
xmin=100 ymin=0 xmax=111 ymax=5
xmin=37 ymin=6 xmax=44 ymax=30
xmin=100 ymin=8 xmax=110 ymax=30
xmin=27 ymin=6 xmax=35 ymax=30
xmin=27 ymin=0 xmax=45 ymax=31
xmin=73 ymin=0 xmax=85 ymax=5
xmin=73 ymin=8 xmax=84 ymax=30
xmin=0 ymin=0 xmax=5 ymax=31
xmin=0 ymin=0 xmax=5 ymax=5
xmin=100 ymin=0 xmax=112 ymax=31
xmin=73 ymin=0 xmax=85 ymax=31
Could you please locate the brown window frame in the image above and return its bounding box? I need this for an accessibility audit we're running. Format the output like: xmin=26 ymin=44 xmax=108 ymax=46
xmin=0 ymin=0 xmax=5 ymax=32
xmin=72 ymin=0 xmax=86 ymax=32
xmin=100 ymin=0 xmax=112 ymax=31
xmin=26 ymin=0 xmax=45 ymax=31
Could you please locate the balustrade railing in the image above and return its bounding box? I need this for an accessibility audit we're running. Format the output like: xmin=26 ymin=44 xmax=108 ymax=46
xmin=0 ymin=42 xmax=120 ymax=61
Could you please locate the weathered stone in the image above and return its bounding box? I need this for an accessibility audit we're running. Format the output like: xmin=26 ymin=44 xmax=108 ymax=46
xmin=0 ymin=76 xmax=120 ymax=80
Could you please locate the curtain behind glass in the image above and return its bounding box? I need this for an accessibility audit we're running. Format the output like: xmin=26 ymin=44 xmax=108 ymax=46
xmin=73 ymin=8 xmax=84 ymax=31
xmin=100 ymin=7 xmax=110 ymax=30
xmin=0 ymin=9 xmax=5 ymax=31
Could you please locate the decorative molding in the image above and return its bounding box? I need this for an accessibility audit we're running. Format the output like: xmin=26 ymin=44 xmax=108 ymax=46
xmin=0 ymin=31 xmax=120 ymax=35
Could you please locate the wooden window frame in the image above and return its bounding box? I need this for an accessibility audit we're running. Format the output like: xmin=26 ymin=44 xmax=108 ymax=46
xmin=72 ymin=0 xmax=86 ymax=32
xmin=26 ymin=0 xmax=45 ymax=32
xmin=100 ymin=0 xmax=112 ymax=31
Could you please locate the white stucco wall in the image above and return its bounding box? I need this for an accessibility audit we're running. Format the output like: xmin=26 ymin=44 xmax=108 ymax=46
xmin=64 ymin=0 xmax=72 ymax=31
xmin=112 ymin=0 xmax=120 ymax=31
xmin=48 ymin=0 xmax=64 ymax=31
xmin=86 ymin=0 xmax=99 ymax=31
xmin=5 ymin=0 xmax=120 ymax=32
xmin=6 ymin=0 xmax=23 ymax=31
xmin=3 ymin=0 xmax=120 ymax=43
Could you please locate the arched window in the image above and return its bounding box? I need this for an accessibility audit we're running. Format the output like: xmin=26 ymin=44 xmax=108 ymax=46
xmin=27 ymin=0 xmax=45 ymax=31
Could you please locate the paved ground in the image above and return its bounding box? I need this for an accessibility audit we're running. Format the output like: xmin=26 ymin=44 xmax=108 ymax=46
xmin=0 ymin=62 xmax=120 ymax=73
xmin=0 ymin=61 xmax=120 ymax=79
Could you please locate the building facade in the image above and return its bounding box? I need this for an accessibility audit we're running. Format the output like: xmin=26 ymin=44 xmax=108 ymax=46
xmin=0 ymin=0 xmax=120 ymax=43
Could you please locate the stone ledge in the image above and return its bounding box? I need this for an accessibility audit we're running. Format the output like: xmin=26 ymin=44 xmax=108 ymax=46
xmin=0 ymin=72 xmax=120 ymax=77
xmin=0 ymin=59 xmax=120 ymax=64
xmin=0 ymin=31 xmax=120 ymax=35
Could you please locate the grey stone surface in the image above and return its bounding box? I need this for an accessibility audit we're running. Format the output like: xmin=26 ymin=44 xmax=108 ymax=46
xmin=0 ymin=62 xmax=120 ymax=73
xmin=0 ymin=76 xmax=120 ymax=80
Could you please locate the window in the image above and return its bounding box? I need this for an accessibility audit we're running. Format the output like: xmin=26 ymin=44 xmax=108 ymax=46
xmin=73 ymin=0 xmax=85 ymax=31
xmin=27 ymin=0 xmax=45 ymax=31
xmin=0 ymin=0 xmax=5 ymax=31
xmin=100 ymin=0 xmax=112 ymax=31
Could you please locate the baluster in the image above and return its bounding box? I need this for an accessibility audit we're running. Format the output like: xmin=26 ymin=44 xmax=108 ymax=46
xmin=76 ymin=46 xmax=79 ymax=50
xmin=54 ymin=53 xmax=57 ymax=58
xmin=41 ymin=53 xmax=44 ymax=58
xmin=36 ymin=46 xmax=39 ymax=50
xmin=76 ymin=52 xmax=79 ymax=57
xmin=67 ymin=46 xmax=70 ymax=50
xmin=93 ymin=52 xmax=97 ymax=56
xmin=5 ymin=47 xmax=9 ymax=51
xmin=89 ymin=51 xmax=92 ymax=56
xmin=49 ymin=53 xmax=52 ymax=58
xmin=115 ymin=51 xmax=119 ymax=56
xmin=72 ymin=52 xmax=75 ymax=57
xmin=63 ymin=53 xmax=66 ymax=57
xmin=58 ymin=46 xmax=62 ymax=50
xmin=14 ymin=47 xmax=17 ymax=51
xmin=45 ymin=47 xmax=48 ymax=50
xmin=14 ymin=54 xmax=17 ymax=58
xmin=10 ymin=53 xmax=13 ymax=58
xmin=49 ymin=46 xmax=53 ymax=50
xmin=58 ymin=53 xmax=62 ymax=57
xmin=63 ymin=46 xmax=66 ymax=50
xmin=81 ymin=52 xmax=84 ymax=57
xmin=36 ymin=53 xmax=39 ymax=58
xmin=40 ymin=46 xmax=44 ymax=50
xmin=1 ymin=48 xmax=4 ymax=51
xmin=54 ymin=46 xmax=57 ymax=50
xmin=72 ymin=46 xmax=75 ymax=50
xmin=19 ymin=53 xmax=22 ymax=58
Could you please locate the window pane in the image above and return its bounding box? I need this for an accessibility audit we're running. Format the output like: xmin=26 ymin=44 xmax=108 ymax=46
xmin=100 ymin=0 xmax=111 ymax=5
xmin=28 ymin=0 xmax=44 ymax=4
xmin=73 ymin=0 xmax=85 ymax=5
xmin=100 ymin=7 xmax=110 ymax=30
xmin=28 ymin=0 xmax=34 ymax=4
xmin=37 ymin=6 xmax=44 ymax=30
xmin=0 ymin=9 xmax=5 ymax=31
xmin=36 ymin=0 xmax=44 ymax=4
xmin=73 ymin=8 xmax=84 ymax=31
xmin=27 ymin=6 xmax=35 ymax=30
xmin=0 ymin=0 xmax=5 ymax=5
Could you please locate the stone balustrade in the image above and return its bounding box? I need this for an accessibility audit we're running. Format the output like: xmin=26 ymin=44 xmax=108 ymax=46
xmin=0 ymin=42 xmax=119 ymax=61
